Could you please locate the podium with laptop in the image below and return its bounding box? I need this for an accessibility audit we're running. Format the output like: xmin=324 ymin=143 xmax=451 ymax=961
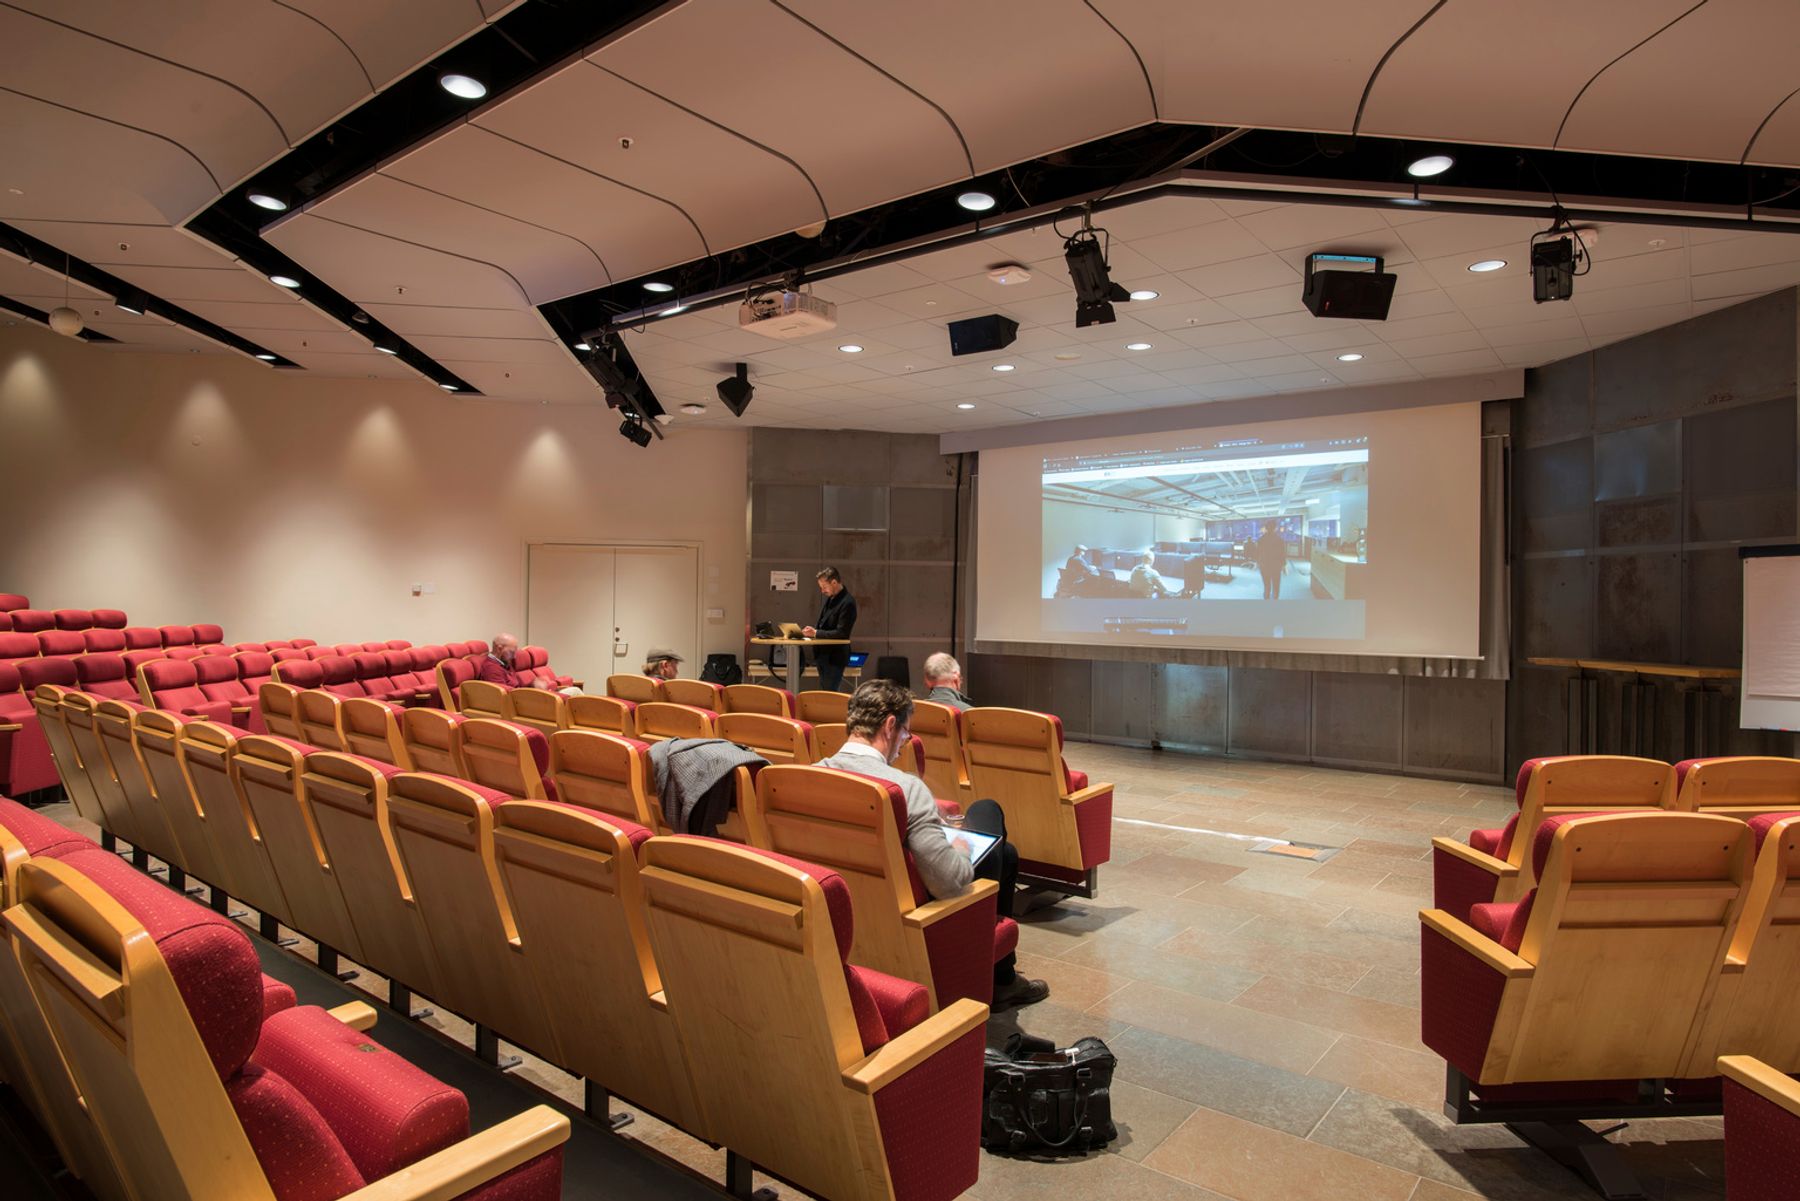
xmin=749 ymin=621 xmax=856 ymax=693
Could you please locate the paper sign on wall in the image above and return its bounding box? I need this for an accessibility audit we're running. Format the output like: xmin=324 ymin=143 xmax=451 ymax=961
xmin=770 ymin=570 xmax=798 ymax=592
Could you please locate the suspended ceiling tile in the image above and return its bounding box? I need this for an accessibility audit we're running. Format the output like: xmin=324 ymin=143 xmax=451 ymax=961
xmin=1358 ymin=0 xmax=1696 ymax=148
xmin=10 ymin=220 xmax=237 ymax=272
xmin=0 ymin=253 xmax=110 ymax=302
xmin=177 ymin=298 xmax=345 ymax=334
xmin=282 ymin=348 xmax=420 ymax=380
xmin=1746 ymin=93 xmax=1800 ymax=168
xmin=264 ymin=210 xmax=532 ymax=310
xmin=104 ymin=265 xmax=294 ymax=306
xmin=598 ymin=0 xmax=969 ymax=214
xmin=239 ymin=328 xmax=388 ymax=357
xmin=356 ymin=302 xmax=548 ymax=340
xmin=1392 ymin=213 xmax=1543 ymax=261
xmin=433 ymin=359 xmax=598 ymax=403
xmin=0 ymin=92 xmax=212 ymax=224
xmin=1688 ymin=233 xmax=1800 ymax=276
xmin=1091 ymin=0 xmax=1432 ymax=131
xmin=1558 ymin=2 xmax=1800 ymax=165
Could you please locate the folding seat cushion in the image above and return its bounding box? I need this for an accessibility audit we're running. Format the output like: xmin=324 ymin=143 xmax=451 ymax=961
xmin=384 ymin=639 xmax=412 ymax=651
xmin=53 ymin=609 xmax=94 ymax=631
xmin=289 ymin=638 xmax=317 ymax=649
xmin=166 ymin=646 xmax=208 ymax=661
xmin=0 ymin=593 xmax=27 ymax=611
xmin=231 ymin=642 xmax=266 ymax=654
xmin=140 ymin=659 xmax=238 ymax=725
xmin=1720 ymin=1056 xmax=1800 ymax=1200
xmin=73 ymin=652 xmax=143 ymax=702
xmin=319 ymin=656 xmax=368 ymax=698
xmin=270 ymin=647 xmax=309 ymax=663
xmin=36 ymin=629 xmax=85 ymax=657
xmin=9 ymin=609 xmax=53 ymax=633
xmin=359 ymin=641 xmax=389 ymax=654
xmin=235 ymin=651 xmax=275 ymax=691
xmin=90 ymin=609 xmax=127 ymax=629
xmin=159 ymin=625 xmax=196 ymax=647
xmin=417 ymin=644 xmax=450 ymax=665
xmin=391 ymin=648 xmax=432 ymax=690
xmin=275 ymin=658 xmax=325 ymax=689
xmin=332 ymin=643 xmax=363 ymax=657
xmin=0 ymin=795 xmax=94 ymax=886
xmin=194 ymin=655 xmax=262 ymax=732
xmin=83 ymin=627 xmax=126 ymax=653
xmin=352 ymin=652 xmax=409 ymax=703
xmin=305 ymin=646 xmax=337 ymax=661
xmin=457 ymin=718 xmax=555 ymax=801
xmin=0 ymin=612 xmax=10 ymax=630
xmin=437 ymin=656 xmax=477 ymax=708
xmin=191 ymin=623 xmax=224 ymax=645
xmin=0 ymin=632 xmax=38 ymax=666
xmin=122 ymin=648 xmax=166 ymax=677
xmin=18 ymin=656 xmax=78 ymax=694
xmin=1 ymin=662 xmax=60 ymax=795
xmin=123 ymin=626 xmax=162 ymax=650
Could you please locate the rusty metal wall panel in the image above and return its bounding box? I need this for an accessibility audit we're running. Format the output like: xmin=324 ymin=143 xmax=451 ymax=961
xmin=1228 ymin=668 xmax=1311 ymax=759
xmin=889 ymin=487 xmax=956 ymax=560
xmin=1091 ymin=659 xmax=1156 ymax=744
xmin=1520 ymin=354 xmax=1592 ymax=447
xmin=1594 ymin=552 xmax=1681 ymax=663
xmin=1311 ymin=672 xmax=1404 ymax=769
xmin=1508 ymin=663 xmax=1571 ymax=768
xmin=888 ymin=565 xmax=953 ymax=638
xmin=1686 ymin=397 xmax=1798 ymax=543
xmin=1403 ymin=677 xmax=1504 ymax=779
xmin=1684 ymin=547 xmax=1745 ymax=668
xmin=1595 ymin=497 xmax=1682 ymax=547
xmin=1593 ymin=291 xmax=1796 ymax=429
xmin=1150 ymin=663 xmax=1228 ymax=751
xmin=1594 ymin=419 xmax=1680 ymax=501
xmin=1515 ymin=438 xmax=1593 ymax=553
xmin=1518 ymin=554 xmax=1591 ymax=659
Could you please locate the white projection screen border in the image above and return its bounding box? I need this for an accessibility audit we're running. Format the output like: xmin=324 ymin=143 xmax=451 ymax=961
xmin=1741 ymin=547 xmax=1800 ymax=731
xmin=975 ymin=401 xmax=1482 ymax=658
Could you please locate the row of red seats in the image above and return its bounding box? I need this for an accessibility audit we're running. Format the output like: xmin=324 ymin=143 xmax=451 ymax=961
xmin=0 ymin=607 xmax=129 ymax=633
xmin=30 ymin=686 xmax=984 ymax=1201
xmin=0 ymin=622 xmax=225 ymax=662
xmin=0 ymin=796 xmax=570 ymax=1201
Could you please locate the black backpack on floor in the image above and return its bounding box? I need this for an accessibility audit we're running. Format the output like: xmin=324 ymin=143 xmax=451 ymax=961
xmin=698 ymin=653 xmax=742 ymax=686
xmin=981 ymin=1032 xmax=1117 ymax=1156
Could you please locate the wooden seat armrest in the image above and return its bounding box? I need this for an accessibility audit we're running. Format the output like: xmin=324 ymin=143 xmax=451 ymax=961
xmin=843 ymin=999 xmax=988 ymax=1095
xmin=1719 ymin=1055 xmax=1800 ymax=1117
xmin=0 ymin=722 xmax=19 ymax=734
xmin=1419 ymin=908 xmax=1533 ymax=978
xmin=232 ymin=705 xmax=251 ymax=713
xmin=1066 ymin=783 xmax=1112 ymax=806
xmin=903 ymin=878 xmax=999 ymax=929
xmin=328 ymin=1000 xmax=379 ymax=1031
xmin=1430 ymin=836 xmax=1515 ymax=878
xmin=339 ymin=1106 xmax=571 ymax=1201
xmin=569 ymin=679 xmax=585 ymax=690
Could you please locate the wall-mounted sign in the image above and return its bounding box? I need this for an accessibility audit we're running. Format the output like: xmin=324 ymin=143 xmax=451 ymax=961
xmin=770 ymin=570 xmax=798 ymax=592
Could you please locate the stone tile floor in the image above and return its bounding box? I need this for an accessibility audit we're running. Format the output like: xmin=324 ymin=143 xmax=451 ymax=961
xmin=39 ymin=742 xmax=1729 ymax=1200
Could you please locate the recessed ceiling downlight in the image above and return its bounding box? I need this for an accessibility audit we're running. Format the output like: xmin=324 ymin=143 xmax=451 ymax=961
xmin=375 ymin=345 xmax=397 ymax=355
xmin=957 ymin=403 xmax=977 ymax=410
xmin=1467 ymin=259 xmax=1507 ymax=273
xmin=680 ymin=403 xmax=706 ymax=415
xmin=838 ymin=344 xmax=863 ymax=353
xmin=1407 ymin=154 xmax=1454 ymax=177
xmin=1337 ymin=352 xmax=1364 ymax=362
xmin=991 ymin=363 xmax=1015 ymax=372
xmin=957 ymin=191 xmax=997 ymax=212
xmin=1125 ymin=342 xmax=1152 ymax=351
xmin=247 ymin=191 xmax=288 ymax=212
xmin=1128 ymin=289 xmax=1159 ymax=301
xmin=643 ymin=281 xmax=674 ymax=293
xmin=438 ymin=73 xmax=487 ymax=100
xmin=440 ymin=384 xmax=458 ymax=392
xmin=255 ymin=353 xmax=277 ymax=361
xmin=269 ymin=273 xmax=300 ymax=288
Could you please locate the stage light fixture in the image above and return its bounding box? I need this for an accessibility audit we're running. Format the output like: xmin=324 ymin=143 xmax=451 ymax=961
xmin=619 ymin=413 xmax=652 ymax=447
xmin=114 ymin=289 xmax=148 ymax=316
xmin=716 ymin=362 xmax=754 ymax=417
xmin=1529 ymin=212 xmax=1587 ymax=304
xmin=1063 ymin=209 xmax=1131 ymax=328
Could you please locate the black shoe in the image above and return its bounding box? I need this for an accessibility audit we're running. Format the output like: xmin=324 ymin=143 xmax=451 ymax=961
xmin=993 ymin=976 xmax=1050 ymax=1009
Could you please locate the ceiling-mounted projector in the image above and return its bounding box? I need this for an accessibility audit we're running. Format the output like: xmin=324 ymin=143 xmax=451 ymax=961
xmin=1301 ymin=253 xmax=1396 ymax=321
xmin=738 ymin=289 xmax=837 ymax=339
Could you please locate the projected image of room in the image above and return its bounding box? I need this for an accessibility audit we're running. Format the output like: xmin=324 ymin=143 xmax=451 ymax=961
xmin=1042 ymin=441 xmax=1369 ymax=602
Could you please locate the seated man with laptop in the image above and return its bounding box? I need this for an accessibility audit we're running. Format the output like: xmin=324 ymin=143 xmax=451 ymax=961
xmin=819 ymin=679 xmax=1048 ymax=1009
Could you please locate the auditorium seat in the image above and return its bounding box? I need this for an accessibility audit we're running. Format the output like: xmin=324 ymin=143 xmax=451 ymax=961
xmin=319 ymin=655 xmax=370 ymax=699
xmin=458 ymin=678 xmax=511 ymax=721
xmin=457 ymin=717 xmax=553 ymax=801
xmin=717 ymin=711 xmax=814 ymax=764
xmin=82 ymin=627 xmax=126 ymax=653
xmin=1422 ymin=812 xmax=1749 ymax=1094
xmin=746 ymin=764 xmax=1009 ymax=1011
xmin=664 ymin=678 xmax=724 ymax=710
xmin=18 ymin=653 xmax=77 ymax=696
xmin=1675 ymin=757 xmax=1800 ymax=820
xmin=1680 ymin=812 xmax=1800 ymax=1076
xmin=638 ymin=836 xmax=985 ymax=1201
xmin=547 ymin=729 xmax=663 ymax=831
xmin=351 ymin=651 xmax=414 ymax=705
xmin=491 ymin=800 xmax=703 ymax=1130
xmin=178 ymin=720 xmax=292 ymax=928
xmin=517 ymin=645 xmax=574 ymax=689
xmin=158 ymin=624 xmax=196 ymax=648
xmin=341 ymin=697 xmax=411 ymax=768
xmin=386 ymin=772 xmax=561 ymax=1059
xmin=1432 ymin=754 xmax=1677 ymax=924
xmin=296 ymin=686 xmax=350 ymax=752
xmin=9 ymin=609 xmax=53 ymax=633
xmin=140 ymin=658 xmax=241 ymax=725
xmin=270 ymin=646 xmax=309 ymax=663
xmin=60 ymin=691 xmax=142 ymax=849
xmin=358 ymin=640 xmax=389 ymax=654
xmin=437 ymin=656 xmax=477 ymax=708
xmin=506 ymin=686 xmax=567 ymax=735
xmin=385 ymin=639 xmax=412 ymax=651
xmin=234 ymin=641 xmax=268 ymax=653
xmin=635 ymin=700 xmax=717 ymax=743
xmin=332 ymin=642 xmax=363 ymax=657
xmin=962 ymin=707 xmax=1112 ymax=896
xmin=3 ymin=849 xmax=569 ymax=1201
xmin=607 ymin=674 xmax=662 ymax=704
xmin=194 ymin=654 xmax=263 ymax=732
xmin=0 ymin=593 xmax=26 ymax=611
xmin=36 ymin=629 xmax=85 ymax=658
xmin=29 ymin=685 xmax=108 ymax=832
xmin=290 ymin=637 xmax=318 ymax=649
xmin=0 ymin=664 xmax=54 ymax=797
xmin=90 ymin=609 xmax=127 ymax=630
xmin=236 ymin=735 xmax=367 ymax=969
xmin=50 ymin=608 xmax=91 ymax=631
xmin=722 ymin=683 xmax=797 ymax=718
xmin=94 ymin=697 xmax=186 ymax=869
xmin=813 ymin=721 xmax=849 ymax=760
xmin=123 ymin=625 xmax=161 ymax=650
xmin=199 ymin=643 xmax=236 ymax=657
xmin=132 ymin=708 xmax=231 ymax=891
xmin=1719 ymin=1055 xmax=1800 ymax=1201
xmin=300 ymin=752 xmax=442 ymax=1004
xmin=192 ymin=623 xmax=224 ymax=645
xmin=262 ymin=665 xmax=320 ymax=740
xmin=0 ymin=632 xmax=38 ymax=667
xmin=73 ymin=651 xmax=142 ymax=702
xmin=380 ymin=649 xmax=435 ymax=702
xmin=166 ymin=645 xmax=208 ymax=661
xmin=304 ymin=645 xmax=338 ymax=661
xmin=402 ymin=708 xmax=469 ymax=778
xmin=567 ymin=693 xmax=637 ymax=740
xmin=235 ymin=650 xmax=275 ymax=693
xmin=122 ymin=647 xmax=166 ymax=679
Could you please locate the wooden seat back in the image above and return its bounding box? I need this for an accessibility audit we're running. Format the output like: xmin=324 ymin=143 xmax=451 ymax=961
xmin=717 ymin=712 xmax=814 ymax=765
xmin=505 ymin=686 xmax=567 ymax=735
xmin=385 ymin=772 xmax=557 ymax=1055
xmin=31 ymin=685 xmax=105 ymax=829
xmin=232 ymin=736 xmax=363 ymax=962
xmin=257 ymin=681 xmax=301 ymax=740
xmin=812 ymin=722 xmax=848 ymax=760
xmin=1496 ymin=755 xmax=1679 ymax=902
xmin=175 ymin=721 xmax=290 ymax=923
xmin=796 ymin=690 xmax=848 ymax=725
xmin=459 ymin=678 xmax=510 ymax=720
xmin=567 ymin=694 xmax=638 ymax=740
xmin=400 ymin=708 xmax=468 ymax=778
xmin=294 ymin=687 xmax=347 ymax=752
xmin=94 ymin=698 xmax=182 ymax=867
xmin=635 ymin=701 xmax=717 ymax=743
xmin=1677 ymin=757 xmax=1800 ymax=820
xmin=607 ymin=674 xmax=663 ymax=703
xmin=60 ymin=692 xmax=139 ymax=847
xmin=300 ymin=752 xmax=441 ymax=998
xmin=963 ymin=707 xmax=1098 ymax=873
xmin=663 ymin=679 xmax=722 ymax=710
xmin=340 ymin=696 xmax=411 ymax=768
xmin=490 ymin=801 xmax=702 ymax=1131
xmin=457 ymin=717 xmax=549 ymax=800
xmin=909 ymin=699 xmax=971 ymax=805
xmin=547 ymin=729 xmax=663 ymax=831
xmin=722 ymin=684 xmax=794 ymax=717
xmin=131 ymin=709 xmax=226 ymax=888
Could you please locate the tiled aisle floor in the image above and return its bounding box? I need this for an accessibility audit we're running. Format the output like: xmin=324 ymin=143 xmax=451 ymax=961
xmin=37 ymin=743 xmax=1729 ymax=1201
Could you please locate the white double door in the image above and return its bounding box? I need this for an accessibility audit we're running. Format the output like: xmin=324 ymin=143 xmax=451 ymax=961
xmin=526 ymin=544 xmax=699 ymax=690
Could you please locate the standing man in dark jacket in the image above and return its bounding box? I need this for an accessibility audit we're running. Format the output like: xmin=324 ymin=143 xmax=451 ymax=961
xmin=802 ymin=566 xmax=857 ymax=692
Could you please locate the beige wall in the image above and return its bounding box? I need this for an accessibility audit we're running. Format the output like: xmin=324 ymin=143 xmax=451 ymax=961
xmin=0 ymin=324 xmax=748 ymax=653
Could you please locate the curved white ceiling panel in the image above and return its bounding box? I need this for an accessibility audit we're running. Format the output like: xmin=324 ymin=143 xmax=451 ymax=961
xmin=0 ymin=92 xmax=215 ymax=224
xmin=264 ymin=207 xmax=535 ymax=311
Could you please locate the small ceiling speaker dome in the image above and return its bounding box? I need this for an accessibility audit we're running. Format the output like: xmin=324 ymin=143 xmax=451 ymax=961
xmin=794 ymin=220 xmax=827 ymax=238
xmin=48 ymin=306 xmax=84 ymax=337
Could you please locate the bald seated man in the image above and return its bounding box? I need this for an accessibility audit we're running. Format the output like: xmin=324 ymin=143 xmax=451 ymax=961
xmin=479 ymin=632 xmax=579 ymax=695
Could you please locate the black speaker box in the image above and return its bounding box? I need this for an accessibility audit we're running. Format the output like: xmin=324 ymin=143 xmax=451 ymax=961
xmin=948 ymin=314 xmax=1019 ymax=356
xmin=1302 ymin=257 xmax=1396 ymax=321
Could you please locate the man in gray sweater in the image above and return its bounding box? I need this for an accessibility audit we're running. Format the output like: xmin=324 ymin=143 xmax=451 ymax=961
xmin=922 ymin=652 xmax=974 ymax=712
xmin=820 ymin=679 xmax=1048 ymax=1008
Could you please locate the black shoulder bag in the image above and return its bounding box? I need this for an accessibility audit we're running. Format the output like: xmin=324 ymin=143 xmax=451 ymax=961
xmin=981 ymin=1032 xmax=1117 ymax=1156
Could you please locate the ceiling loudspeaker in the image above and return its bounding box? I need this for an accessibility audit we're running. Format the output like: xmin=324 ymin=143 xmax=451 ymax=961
xmin=1302 ymin=253 xmax=1396 ymax=321
xmin=947 ymin=314 xmax=1019 ymax=356
xmin=717 ymin=363 xmax=754 ymax=416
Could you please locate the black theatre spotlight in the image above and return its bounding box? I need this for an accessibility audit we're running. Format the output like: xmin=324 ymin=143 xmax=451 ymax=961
xmin=619 ymin=413 xmax=652 ymax=447
xmin=114 ymin=288 xmax=149 ymax=316
xmin=1063 ymin=220 xmax=1130 ymax=328
xmin=1529 ymin=212 xmax=1587 ymax=304
xmin=716 ymin=362 xmax=754 ymax=417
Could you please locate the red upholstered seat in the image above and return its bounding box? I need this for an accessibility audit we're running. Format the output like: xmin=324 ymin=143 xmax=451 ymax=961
xmin=73 ymin=653 xmax=142 ymax=702
xmin=304 ymin=646 xmax=337 ymax=661
xmin=0 ymin=593 xmax=28 ymax=611
xmin=0 ymin=632 xmax=37 ymax=666
xmin=192 ymin=623 xmax=224 ymax=645
xmin=194 ymin=655 xmax=261 ymax=733
xmin=235 ymin=651 xmax=275 ymax=692
xmin=166 ymin=646 xmax=207 ymax=661
xmin=270 ymin=647 xmax=309 ymax=663
xmin=437 ymin=656 xmax=477 ymax=707
xmin=18 ymin=656 xmax=77 ymax=693
xmin=122 ymin=626 xmax=162 ymax=650
xmin=318 ymin=656 xmax=367 ymax=698
xmin=352 ymin=652 xmax=410 ymax=703
xmin=36 ymin=629 xmax=84 ymax=657
xmin=289 ymin=638 xmax=317 ymax=649
xmin=0 ymin=661 xmax=59 ymax=794
xmin=233 ymin=642 xmax=268 ymax=654
xmin=90 ymin=609 xmax=127 ymax=629
xmin=83 ymin=628 xmax=126 ymax=653
xmin=141 ymin=658 xmax=238 ymax=725
xmin=0 ymin=794 xmax=94 ymax=862
xmin=159 ymin=625 xmax=196 ymax=647
xmin=52 ymin=609 xmax=93 ymax=631
xmin=359 ymin=641 xmax=389 ymax=654
xmin=9 ymin=609 xmax=53 ymax=633
xmin=384 ymin=639 xmax=412 ymax=651
xmin=332 ymin=643 xmax=363 ymax=657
